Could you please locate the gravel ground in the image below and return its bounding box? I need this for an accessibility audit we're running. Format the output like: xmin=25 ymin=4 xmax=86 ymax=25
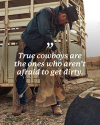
xmin=0 ymin=69 xmax=100 ymax=125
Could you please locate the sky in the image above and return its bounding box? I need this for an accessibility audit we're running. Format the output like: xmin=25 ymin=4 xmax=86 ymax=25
xmin=83 ymin=0 xmax=100 ymax=57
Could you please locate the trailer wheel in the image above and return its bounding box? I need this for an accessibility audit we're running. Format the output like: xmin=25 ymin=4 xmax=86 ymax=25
xmin=0 ymin=87 xmax=12 ymax=96
xmin=31 ymin=87 xmax=38 ymax=95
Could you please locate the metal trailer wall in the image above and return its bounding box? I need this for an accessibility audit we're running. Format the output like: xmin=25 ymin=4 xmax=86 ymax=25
xmin=0 ymin=0 xmax=87 ymax=87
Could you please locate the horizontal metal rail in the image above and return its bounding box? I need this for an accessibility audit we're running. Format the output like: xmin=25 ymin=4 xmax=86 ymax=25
xmin=0 ymin=83 xmax=40 ymax=87
xmin=8 ymin=18 xmax=31 ymax=28
xmin=0 ymin=0 xmax=12 ymax=2
xmin=0 ymin=1 xmax=60 ymax=16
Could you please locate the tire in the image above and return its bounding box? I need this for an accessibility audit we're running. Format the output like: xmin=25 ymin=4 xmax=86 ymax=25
xmin=0 ymin=87 xmax=12 ymax=96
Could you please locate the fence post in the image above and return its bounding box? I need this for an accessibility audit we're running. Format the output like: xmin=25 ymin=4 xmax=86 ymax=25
xmin=4 ymin=0 xmax=8 ymax=83
xmin=99 ymin=56 xmax=100 ymax=69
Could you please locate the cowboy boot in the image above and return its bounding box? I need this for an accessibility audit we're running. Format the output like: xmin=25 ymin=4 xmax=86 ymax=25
xmin=12 ymin=104 xmax=26 ymax=116
xmin=52 ymin=105 xmax=63 ymax=115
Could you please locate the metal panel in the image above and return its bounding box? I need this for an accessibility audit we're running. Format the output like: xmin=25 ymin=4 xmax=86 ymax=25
xmin=70 ymin=32 xmax=78 ymax=41
xmin=0 ymin=8 xmax=5 ymax=16
xmin=8 ymin=46 xmax=18 ymax=78
xmin=8 ymin=78 xmax=14 ymax=84
xmin=8 ymin=18 xmax=31 ymax=28
xmin=8 ymin=46 xmax=31 ymax=79
xmin=69 ymin=42 xmax=86 ymax=77
xmin=8 ymin=5 xmax=30 ymax=15
xmin=8 ymin=46 xmax=31 ymax=84
xmin=0 ymin=33 xmax=5 ymax=41
xmin=9 ymin=32 xmax=22 ymax=40
xmin=8 ymin=46 xmax=40 ymax=84
xmin=72 ymin=23 xmax=80 ymax=32
xmin=0 ymin=20 xmax=4 ymax=29
xmin=0 ymin=32 xmax=22 ymax=41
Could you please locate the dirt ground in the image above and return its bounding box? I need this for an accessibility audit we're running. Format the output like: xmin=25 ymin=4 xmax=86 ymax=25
xmin=0 ymin=69 xmax=100 ymax=125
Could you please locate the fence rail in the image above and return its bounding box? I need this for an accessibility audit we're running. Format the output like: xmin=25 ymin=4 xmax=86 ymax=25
xmin=87 ymin=61 xmax=100 ymax=68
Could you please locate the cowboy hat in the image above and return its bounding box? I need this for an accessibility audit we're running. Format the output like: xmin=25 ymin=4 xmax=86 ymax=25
xmin=62 ymin=2 xmax=78 ymax=29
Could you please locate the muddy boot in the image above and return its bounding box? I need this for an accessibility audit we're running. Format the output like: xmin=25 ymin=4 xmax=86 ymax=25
xmin=12 ymin=104 xmax=26 ymax=116
xmin=52 ymin=105 xmax=63 ymax=115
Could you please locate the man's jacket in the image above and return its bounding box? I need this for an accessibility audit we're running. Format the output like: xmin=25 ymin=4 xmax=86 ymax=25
xmin=21 ymin=6 xmax=65 ymax=53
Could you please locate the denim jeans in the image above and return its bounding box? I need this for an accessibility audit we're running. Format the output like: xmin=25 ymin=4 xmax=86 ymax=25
xmin=16 ymin=45 xmax=60 ymax=106
xmin=16 ymin=45 xmax=34 ymax=105
xmin=52 ymin=101 xmax=60 ymax=106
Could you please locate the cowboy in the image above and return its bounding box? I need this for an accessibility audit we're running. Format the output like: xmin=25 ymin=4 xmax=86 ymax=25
xmin=12 ymin=2 xmax=78 ymax=116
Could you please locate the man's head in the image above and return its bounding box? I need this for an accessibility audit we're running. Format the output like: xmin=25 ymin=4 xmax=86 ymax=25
xmin=58 ymin=9 xmax=69 ymax=26
xmin=58 ymin=3 xmax=78 ymax=29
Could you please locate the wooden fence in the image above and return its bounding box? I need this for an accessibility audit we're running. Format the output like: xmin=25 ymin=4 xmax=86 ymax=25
xmin=87 ymin=57 xmax=100 ymax=68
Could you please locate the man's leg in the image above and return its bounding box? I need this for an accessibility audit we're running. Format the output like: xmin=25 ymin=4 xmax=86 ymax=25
xmin=52 ymin=101 xmax=62 ymax=115
xmin=54 ymin=101 xmax=60 ymax=106
xmin=12 ymin=45 xmax=35 ymax=116
xmin=16 ymin=46 xmax=34 ymax=106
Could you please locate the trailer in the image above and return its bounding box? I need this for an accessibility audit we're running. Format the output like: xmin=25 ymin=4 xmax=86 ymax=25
xmin=0 ymin=0 xmax=87 ymax=95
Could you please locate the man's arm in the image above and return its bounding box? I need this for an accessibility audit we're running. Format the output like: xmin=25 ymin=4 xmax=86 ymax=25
xmin=37 ymin=9 xmax=57 ymax=51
